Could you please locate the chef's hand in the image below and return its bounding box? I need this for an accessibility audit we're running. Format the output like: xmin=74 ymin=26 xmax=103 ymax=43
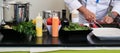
xmin=78 ymin=6 xmax=96 ymax=22
xmin=83 ymin=10 xmax=96 ymax=22
xmin=102 ymin=16 xmax=114 ymax=24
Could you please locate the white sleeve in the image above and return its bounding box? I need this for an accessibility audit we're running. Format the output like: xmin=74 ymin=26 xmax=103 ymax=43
xmin=111 ymin=0 xmax=120 ymax=15
xmin=64 ymin=0 xmax=82 ymax=12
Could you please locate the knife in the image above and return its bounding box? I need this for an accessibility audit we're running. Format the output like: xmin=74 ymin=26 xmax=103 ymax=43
xmin=93 ymin=20 xmax=103 ymax=28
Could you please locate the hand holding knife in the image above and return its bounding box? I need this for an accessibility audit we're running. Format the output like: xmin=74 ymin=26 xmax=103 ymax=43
xmin=90 ymin=20 xmax=103 ymax=28
xmin=93 ymin=20 xmax=103 ymax=28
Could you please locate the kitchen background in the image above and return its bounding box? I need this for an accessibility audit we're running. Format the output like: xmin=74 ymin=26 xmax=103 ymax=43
xmin=0 ymin=0 xmax=70 ymax=22
xmin=0 ymin=0 xmax=3 ymax=24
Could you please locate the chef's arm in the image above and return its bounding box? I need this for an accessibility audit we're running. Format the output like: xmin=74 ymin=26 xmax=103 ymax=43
xmin=103 ymin=11 xmax=118 ymax=24
xmin=78 ymin=6 xmax=96 ymax=22
xmin=64 ymin=0 xmax=82 ymax=12
xmin=107 ymin=11 xmax=118 ymax=19
xmin=78 ymin=6 xmax=87 ymax=15
xmin=110 ymin=0 xmax=120 ymax=18
xmin=64 ymin=0 xmax=96 ymax=22
xmin=103 ymin=10 xmax=118 ymax=24
xmin=103 ymin=0 xmax=120 ymax=24
xmin=111 ymin=11 xmax=118 ymax=18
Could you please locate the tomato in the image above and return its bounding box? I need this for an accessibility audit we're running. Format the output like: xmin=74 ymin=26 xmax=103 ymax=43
xmin=47 ymin=18 xmax=52 ymax=25
xmin=46 ymin=17 xmax=61 ymax=25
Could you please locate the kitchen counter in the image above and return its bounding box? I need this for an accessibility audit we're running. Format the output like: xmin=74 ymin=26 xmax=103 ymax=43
xmin=0 ymin=23 xmax=120 ymax=47
xmin=0 ymin=31 xmax=120 ymax=47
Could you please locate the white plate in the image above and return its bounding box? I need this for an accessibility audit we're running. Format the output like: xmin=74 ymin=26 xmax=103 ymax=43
xmin=92 ymin=28 xmax=120 ymax=40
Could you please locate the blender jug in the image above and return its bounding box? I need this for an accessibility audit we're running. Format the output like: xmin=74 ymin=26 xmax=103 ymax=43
xmin=3 ymin=1 xmax=30 ymax=24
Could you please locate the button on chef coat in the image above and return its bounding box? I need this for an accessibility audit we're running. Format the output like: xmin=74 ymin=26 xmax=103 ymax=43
xmin=64 ymin=0 xmax=120 ymax=23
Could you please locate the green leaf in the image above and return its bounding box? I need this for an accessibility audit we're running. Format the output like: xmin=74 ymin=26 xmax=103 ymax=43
xmin=12 ymin=20 xmax=36 ymax=36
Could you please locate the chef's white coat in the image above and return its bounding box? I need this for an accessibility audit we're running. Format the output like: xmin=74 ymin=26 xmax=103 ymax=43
xmin=64 ymin=0 xmax=120 ymax=23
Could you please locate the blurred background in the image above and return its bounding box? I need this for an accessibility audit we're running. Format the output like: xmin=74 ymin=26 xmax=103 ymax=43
xmin=0 ymin=0 xmax=70 ymax=21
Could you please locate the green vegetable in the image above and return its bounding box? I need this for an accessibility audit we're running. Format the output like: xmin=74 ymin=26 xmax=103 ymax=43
xmin=63 ymin=23 xmax=90 ymax=31
xmin=12 ymin=20 xmax=36 ymax=37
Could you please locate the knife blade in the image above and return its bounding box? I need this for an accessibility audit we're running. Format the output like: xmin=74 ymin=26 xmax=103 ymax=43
xmin=93 ymin=20 xmax=103 ymax=28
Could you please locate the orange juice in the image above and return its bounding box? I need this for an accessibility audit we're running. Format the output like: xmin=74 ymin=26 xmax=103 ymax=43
xmin=52 ymin=14 xmax=59 ymax=37
xmin=36 ymin=13 xmax=43 ymax=37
